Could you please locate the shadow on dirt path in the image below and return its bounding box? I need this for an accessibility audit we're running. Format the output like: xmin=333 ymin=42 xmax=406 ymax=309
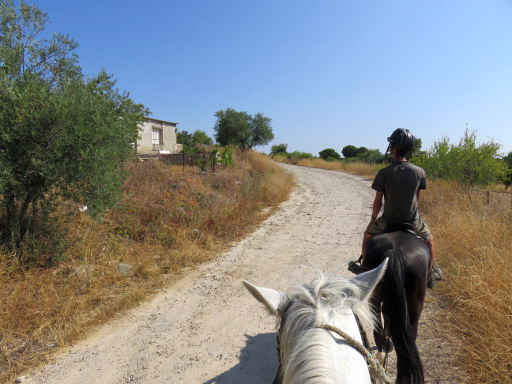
xmin=204 ymin=333 xmax=278 ymax=384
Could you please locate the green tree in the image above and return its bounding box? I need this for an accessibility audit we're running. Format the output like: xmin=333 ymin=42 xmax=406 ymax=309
xmin=177 ymin=130 xmax=193 ymax=146
xmin=213 ymin=108 xmax=274 ymax=149
xmin=500 ymin=152 xmax=512 ymax=190
xmin=409 ymin=137 xmax=423 ymax=160
xmin=249 ymin=112 xmax=274 ymax=147
xmin=0 ymin=1 xmax=146 ymax=249
xmin=357 ymin=149 xmax=384 ymax=163
xmin=192 ymin=130 xmax=213 ymax=146
xmin=0 ymin=0 xmax=81 ymax=83
xmin=415 ymin=130 xmax=504 ymax=186
xmin=319 ymin=148 xmax=340 ymax=160
xmin=214 ymin=108 xmax=251 ymax=148
xmin=271 ymin=143 xmax=288 ymax=155
xmin=342 ymin=145 xmax=359 ymax=158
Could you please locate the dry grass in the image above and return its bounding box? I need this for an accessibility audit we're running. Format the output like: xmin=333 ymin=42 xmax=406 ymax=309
xmin=420 ymin=180 xmax=512 ymax=383
xmin=0 ymin=150 xmax=294 ymax=382
xmin=273 ymin=155 xmax=383 ymax=178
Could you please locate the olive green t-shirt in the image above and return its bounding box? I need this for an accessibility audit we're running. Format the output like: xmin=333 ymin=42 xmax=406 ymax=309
xmin=371 ymin=161 xmax=427 ymax=223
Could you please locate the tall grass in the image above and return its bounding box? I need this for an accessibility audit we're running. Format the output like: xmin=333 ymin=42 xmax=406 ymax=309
xmin=0 ymin=151 xmax=294 ymax=382
xmin=420 ymin=181 xmax=512 ymax=383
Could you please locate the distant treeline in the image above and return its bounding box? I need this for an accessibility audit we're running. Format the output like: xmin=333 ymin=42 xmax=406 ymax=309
xmin=271 ymin=130 xmax=512 ymax=188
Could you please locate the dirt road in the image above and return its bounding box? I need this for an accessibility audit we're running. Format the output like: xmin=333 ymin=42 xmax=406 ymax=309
xmin=25 ymin=164 xmax=462 ymax=384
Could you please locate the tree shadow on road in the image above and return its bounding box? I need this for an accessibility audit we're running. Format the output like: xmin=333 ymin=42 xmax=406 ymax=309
xmin=204 ymin=333 xmax=279 ymax=384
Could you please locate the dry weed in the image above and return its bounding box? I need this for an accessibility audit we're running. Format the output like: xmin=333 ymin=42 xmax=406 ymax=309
xmin=421 ymin=180 xmax=512 ymax=383
xmin=293 ymin=157 xmax=382 ymax=178
xmin=0 ymin=151 xmax=294 ymax=382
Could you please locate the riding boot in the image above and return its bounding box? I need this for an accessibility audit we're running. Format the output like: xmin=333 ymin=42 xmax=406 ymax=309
xmin=427 ymin=265 xmax=444 ymax=288
xmin=348 ymin=255 xmax=368 ymax=275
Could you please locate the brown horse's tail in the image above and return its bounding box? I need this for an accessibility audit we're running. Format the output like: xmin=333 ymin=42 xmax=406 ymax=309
xmin=382 ymin=249 xmax=424 ymax=384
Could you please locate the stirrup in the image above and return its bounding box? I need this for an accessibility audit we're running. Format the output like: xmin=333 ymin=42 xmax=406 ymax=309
xmin=348 ymin=258 xmax=367 ymax=275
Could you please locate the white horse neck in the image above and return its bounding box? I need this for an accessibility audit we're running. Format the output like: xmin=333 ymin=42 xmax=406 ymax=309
xmin=281 ymin=306 xmax=372 ymax=384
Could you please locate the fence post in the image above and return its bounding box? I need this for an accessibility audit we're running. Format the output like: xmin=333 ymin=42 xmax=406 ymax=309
xmin=486 ymin=190 xmax=490 ymax=205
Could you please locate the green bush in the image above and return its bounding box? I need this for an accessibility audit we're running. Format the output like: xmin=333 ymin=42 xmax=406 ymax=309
xmin=271 ymin=143 xmax=288 ymax=155
xmin=342 ymin=145 xmax=359 ymax=158
xmin=500 ymin=152 xmax=512 ymax=190
xmin=319 ymin=148 xmax=340 ymax=160
xmin=415 ymin=130 xmax=505 ymax=186
xmin=287 ymin=151 xmax=315 ymax=160
xmin=357 ymin=149 xmax=385 ymax=164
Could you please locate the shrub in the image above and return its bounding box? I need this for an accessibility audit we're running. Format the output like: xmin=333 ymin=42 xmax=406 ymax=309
xmin=415 ymin=130 xmax=505 ymax=186
xmin=500 ymin=152 xmax=512 ymax=190
xmin=319 ymin=148 xmax=340 ymax=160
xmin=288 ymin=151 xmax=314 ymax=159
xmin=342 ymin=145 xmax=359 ymax=158
xmin=357 ymin=149 xmax=385 ymax=164
xmin=271 ymin=143 xmax=288 ymax=155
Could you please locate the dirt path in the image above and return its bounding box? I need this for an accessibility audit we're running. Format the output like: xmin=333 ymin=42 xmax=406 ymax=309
xmin=25 ymin=164 xmax=463 ymax=384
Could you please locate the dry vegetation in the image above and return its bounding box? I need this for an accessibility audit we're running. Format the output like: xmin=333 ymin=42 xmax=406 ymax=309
xmin=272 ymin=154 xmax=383 ymax=178
xmin=278 ymin=155 xmax=512 ymax=382
xmin=420 ymin=181 xmax=512 ymax=383
xmin=0 ymin=151 xmax=294 ymax=382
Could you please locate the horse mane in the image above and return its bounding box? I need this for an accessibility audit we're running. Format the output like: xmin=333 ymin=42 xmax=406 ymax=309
xmin=276 ymin=273 xmax=376 ymax=384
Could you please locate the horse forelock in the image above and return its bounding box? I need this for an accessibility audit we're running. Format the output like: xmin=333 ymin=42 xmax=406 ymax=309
xmin=276 ymin=274 xmax=375 ymax=384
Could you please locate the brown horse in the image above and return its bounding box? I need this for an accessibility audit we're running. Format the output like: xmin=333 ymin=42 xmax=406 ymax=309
xmin=363 ymin=229 xmax=429 ymax=384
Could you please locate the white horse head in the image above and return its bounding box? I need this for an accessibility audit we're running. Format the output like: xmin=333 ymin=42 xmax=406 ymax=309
xmin=243 ymin=259 xmax=388 ymax=384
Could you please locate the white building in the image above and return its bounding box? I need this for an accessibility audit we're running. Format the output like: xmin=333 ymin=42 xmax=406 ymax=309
xmin=136 ymin=117 xmax=178 ymax=155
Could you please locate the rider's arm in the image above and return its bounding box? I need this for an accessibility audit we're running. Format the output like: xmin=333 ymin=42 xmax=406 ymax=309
xmin=416 ymin=189 xmax=421 ymax=202
xmin=372 ymin=191 xmax=384 ymax=220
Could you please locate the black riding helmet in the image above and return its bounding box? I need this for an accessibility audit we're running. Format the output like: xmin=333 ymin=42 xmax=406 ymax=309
xmin=386 ymin=128 xmax=415 ymax=157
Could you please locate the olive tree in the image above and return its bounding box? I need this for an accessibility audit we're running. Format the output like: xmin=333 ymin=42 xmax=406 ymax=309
xmin=214 ymin=108 xmax=274 ymax=149
xmin=0 ymin=1 xmax=146 ymax=249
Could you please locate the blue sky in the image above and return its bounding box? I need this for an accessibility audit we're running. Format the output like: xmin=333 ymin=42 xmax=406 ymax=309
xmin=35 ymin=0 xmax=512 ymax=155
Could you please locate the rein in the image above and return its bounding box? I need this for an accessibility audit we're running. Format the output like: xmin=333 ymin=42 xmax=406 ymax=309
xmin=318 ymin=323 xmax=391 ymax=384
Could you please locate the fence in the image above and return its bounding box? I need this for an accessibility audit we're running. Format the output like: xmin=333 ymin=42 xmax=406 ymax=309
xmin=159 ymin=152 xmax=208 ymax=166
xmin=159 ymin=152 xmax=219 ymax=172
xmin=485 ymin=190 xmax=512 ymax=210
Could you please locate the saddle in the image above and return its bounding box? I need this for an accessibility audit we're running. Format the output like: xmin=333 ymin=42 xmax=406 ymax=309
xmin=382 ymin=221 xmax=418 ymax=237
xmin=348 ymin=221 xmax=421 ymax=275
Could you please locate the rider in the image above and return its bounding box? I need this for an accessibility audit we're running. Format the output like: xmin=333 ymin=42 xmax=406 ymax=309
xmin=349 ymin=128 xmax=441 ymax=287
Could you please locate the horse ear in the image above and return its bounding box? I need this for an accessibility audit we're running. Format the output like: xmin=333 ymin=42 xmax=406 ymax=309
xmin=242 ymin=280 xmax=285 ymax=315
xmin=349 ymin=258 xmax=389 ymax=301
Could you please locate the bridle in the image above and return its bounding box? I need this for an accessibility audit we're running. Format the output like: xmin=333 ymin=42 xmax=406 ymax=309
xmin=317 ymin=322 xmax=391 ymax=384
xmin=274 ymin=311 xmax=391 ymax=384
